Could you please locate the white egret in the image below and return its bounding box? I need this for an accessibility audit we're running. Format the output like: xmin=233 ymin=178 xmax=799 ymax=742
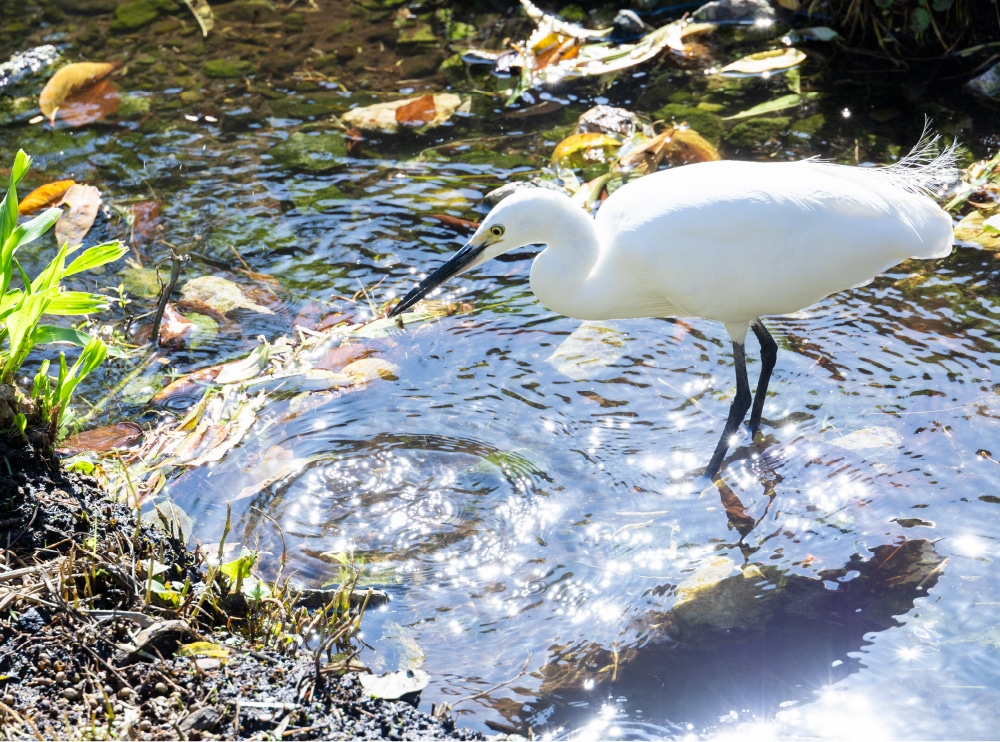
xmin=388 ymin=133 xmax=957 ymax=479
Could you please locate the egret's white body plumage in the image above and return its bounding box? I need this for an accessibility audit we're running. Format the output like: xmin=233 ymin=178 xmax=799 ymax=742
xmin=523 ymin=159 xmax=952 ymax=340
xmin=389 ymin=136 xmax=957 ymax=478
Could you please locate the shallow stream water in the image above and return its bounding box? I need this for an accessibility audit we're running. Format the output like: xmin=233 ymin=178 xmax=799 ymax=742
xmin=2 ymin=2 xmax=1000 ymax=738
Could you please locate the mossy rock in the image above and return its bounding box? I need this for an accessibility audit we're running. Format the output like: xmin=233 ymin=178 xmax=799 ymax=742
xmin=397 ymin=22 xmax=437 ymax=47
xmin=289 ymin=182 xmax=348 ymax=212
xmin=110 ymin=0 xmax=179 ymax=31
xmin=789 ymin=113 xmax=827 ymax=139
xmin=268 ymin=132 xmax=348 ymax=173
xmin=204 ymin=59 xmax=257 ymax=79
xmin=439 ymin=53 xmax=468 ymax=85
xmin=213 ymin=0 xmax=281 ymax=24
xmin=725 ymin=116 xmax=791 ymax=151
xmin=652 ymin=103 xmax=724 ymax=145
xmin=118 ymin=93 xmax=152 ymax=119
xmin=331 ymin=19 xmax=352 ymax=35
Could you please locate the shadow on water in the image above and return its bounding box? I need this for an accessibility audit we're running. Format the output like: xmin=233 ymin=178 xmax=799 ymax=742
xmin=508 ymin=539 xmax=944 ymax=737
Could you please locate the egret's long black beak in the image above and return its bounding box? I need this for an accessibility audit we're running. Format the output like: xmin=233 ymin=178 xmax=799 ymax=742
xmin=388 ymin=241 xmax=486 ymax=318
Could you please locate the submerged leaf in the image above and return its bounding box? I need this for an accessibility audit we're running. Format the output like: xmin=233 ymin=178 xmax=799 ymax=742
xmin=57 ymin=77 xmax=120 ymax=128
xmin=954 ymin=210 xmax=1000 ymax=250
xmin=546 ymin=322 xmax=628 ymax=380
xmin=55 ymin=184 xmax=101 ymax=247
xmin=39 ymin=61 xmax=121 ymax=125
xmin=343 ymin=358 xmax=399 ymax=383
xmin=719 ymin=48 xmax=806 ymax=76
xmin=159 ymin=302 xmax=197 ymax=348
xmin=395 ymin=93 xmax=437 ymax=127
xmin=829 ymin=426 xmax=903 ymax=451
xmin=724 ymin=92 xmax=820 ymax=120
xmin=60 ymin=422 xmax=144 ymax=454
xmin=179 ymin=275 xmax=275 ymax=316
xmin=343 ymin=94 xmax=469 ymax=134
xmin=551 ymin=132 xmax=622 ymax=170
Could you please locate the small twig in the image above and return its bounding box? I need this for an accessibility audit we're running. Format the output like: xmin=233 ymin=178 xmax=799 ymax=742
xmin=150 ymin=251 xmax=188 ymax=347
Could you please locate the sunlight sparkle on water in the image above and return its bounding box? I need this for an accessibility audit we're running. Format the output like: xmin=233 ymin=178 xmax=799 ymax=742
xmin=897 ymin=645 xmax=923 ymax=662
xmin=638 ymin=454 xmax=666 ymax=473
xmin=952 ymin=533 xmax=990 ymax=558
xmin=775 ymin=688 xmax=892 ymax=739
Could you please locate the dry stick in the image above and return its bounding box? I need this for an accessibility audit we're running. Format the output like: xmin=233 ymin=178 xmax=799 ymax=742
xmin=150 ymin=251 xmax=187 ymax=347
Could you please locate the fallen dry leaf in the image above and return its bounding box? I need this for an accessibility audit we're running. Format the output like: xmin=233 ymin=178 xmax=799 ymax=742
xmin=130 ymin=200 xmax=161 ymax=247
xmin=55 ymin=183 xmax=101 ymax=247
xmin=59 ymin=422 xmax=144 ymax=455
xmin=395 ymin=93 xmax=437 ymax=127
xmin=150 ymin=364 xmax=227 ymax=405
xmin=179 ymin=275 xmax=276 ymax=316
xmin=534 ymin=32 xmax=580 ymax=70
xmin=663 ymin=127 xmax=720 ymax=165
xmin=18 ymin=179 xmax=76 ymax=215
xmin=342 ymin=358 xmax=399 ymax=383
xmin=551 ymin=132 xmax=622 ymax=169
xmin=342 ymin=94 xmax=468 ymax=134
xmin=57 ymin=77 xmax=120 ymax=128
xmin=39 ymin=61 xmax=121 ymax=125
xmin=182 ymin=0 xmax=214 ymax=37
xmin=429 ymin=214 xmax=479 ymax=234
xmin=159 ymin=302 xmax=197 ymax=348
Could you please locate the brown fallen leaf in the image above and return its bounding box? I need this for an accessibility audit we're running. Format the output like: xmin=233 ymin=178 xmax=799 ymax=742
xmin=664 ymin=127 xmax=721 ymax=165
xmin=345 ymin=128 xmax=364 ymax=156
xmin=55 ymin=183 xmax=101 ymax=247
xmin=159 ymin=303 xmax=197 ymax=348
xmin=394 ymin=93 xmax=436 ymax=128
xmin=18 ymin=179 xmax=76 ymax=215
xmin=535 ymin=34 xmax=579 ymax=70
xmin=59 ymin=422 xmax=144 ymax=455
xmin=130 ymin=200 xmax=161 ymax=249
xmin=39 ymin=61 xmax=122 ymax=125
xmin=149 ymin=364 xmax=227 ymax=405
xmin=429 ymin=213 xmax=480 ymax=234
xmin=58 ymin=77 xmax=120 ymax=128
xmin=618 ymin=127 xmax=720 ymax=175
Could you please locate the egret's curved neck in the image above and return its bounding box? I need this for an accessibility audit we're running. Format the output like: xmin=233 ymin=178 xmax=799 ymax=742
xmin=527 ymin=197 xmax=602 ymax=319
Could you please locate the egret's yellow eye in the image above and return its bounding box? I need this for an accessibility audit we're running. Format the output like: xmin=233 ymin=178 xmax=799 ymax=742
xmin=489 ymin=225 xmax=505 ymax=238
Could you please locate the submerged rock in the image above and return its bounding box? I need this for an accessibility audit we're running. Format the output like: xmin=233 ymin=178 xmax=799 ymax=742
xmin=268 ymin=131 xmax=348 ymax=173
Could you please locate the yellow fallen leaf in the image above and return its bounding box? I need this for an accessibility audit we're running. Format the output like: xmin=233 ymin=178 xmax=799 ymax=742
xmin=720 ymin=48 xmax=806 ymax=76
xmin=551 ymin=132 xmax=622 ymax=169
xmin=18 ymin=179 xmax=76 ymax=215
xmin=178 ymin=642 xmax=231 ymax=659
xmin=39 ymin=61 xmax=121 ymax=125
xmin=343 ymin=358 xmax=399 ymax=383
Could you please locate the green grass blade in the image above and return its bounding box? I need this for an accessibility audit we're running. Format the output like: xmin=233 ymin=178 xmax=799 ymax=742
xmin=1 ymin=150 xmax=31 ymax=248
xmin=42 ymin=290 xmax=110 ymax=316
xmin=64 ymin=241 xmax=128 ymax=277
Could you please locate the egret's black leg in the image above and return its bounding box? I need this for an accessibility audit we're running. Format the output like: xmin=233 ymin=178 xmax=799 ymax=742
xmin=748 ymin=318 xmax=777 ymax=438
xmin=705 ymin=340 xmax=752 ymax=480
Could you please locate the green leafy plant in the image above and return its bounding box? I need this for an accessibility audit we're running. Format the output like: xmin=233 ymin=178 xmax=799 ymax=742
xmin=0 ymin=149 xmax=127 ymax=445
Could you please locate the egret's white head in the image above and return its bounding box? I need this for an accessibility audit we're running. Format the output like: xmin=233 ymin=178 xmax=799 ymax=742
xmin=388 ymin=187 xmax=570 ymax=317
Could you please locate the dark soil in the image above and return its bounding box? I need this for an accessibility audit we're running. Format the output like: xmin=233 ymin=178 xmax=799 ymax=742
xmin=0 ymin=441 xmax=483 ymax=740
